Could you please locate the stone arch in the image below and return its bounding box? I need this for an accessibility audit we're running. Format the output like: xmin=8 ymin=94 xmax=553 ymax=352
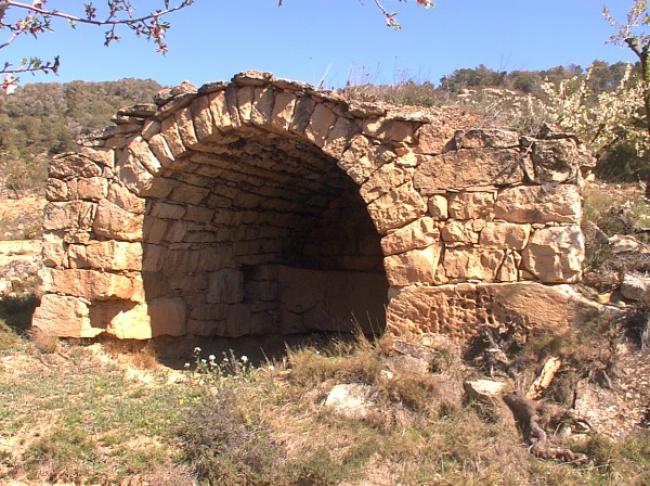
xmin=33 ymin=71 xmax=596 ymax=341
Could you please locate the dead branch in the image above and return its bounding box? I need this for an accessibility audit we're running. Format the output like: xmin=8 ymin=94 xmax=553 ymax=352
xmin=526 ymin=356 xmax=562 ymax=400
xmin=503 ymin=392 xmax=588 ymax=464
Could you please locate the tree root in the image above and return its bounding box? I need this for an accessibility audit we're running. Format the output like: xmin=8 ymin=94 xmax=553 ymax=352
xmin=503 ymin=392 xmax=588 ymax=464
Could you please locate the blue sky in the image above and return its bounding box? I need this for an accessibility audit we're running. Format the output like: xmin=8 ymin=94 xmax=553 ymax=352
xmin=2 ymin=0 xmax=642 ymax=88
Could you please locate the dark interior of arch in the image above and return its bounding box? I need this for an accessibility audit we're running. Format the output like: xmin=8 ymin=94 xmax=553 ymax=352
xmin=141 ymin=126 xmax=389 ymax=338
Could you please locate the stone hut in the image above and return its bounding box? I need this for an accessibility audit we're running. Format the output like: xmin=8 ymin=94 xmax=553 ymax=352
xmin=32 ymin=71 xmax=596 ymax=341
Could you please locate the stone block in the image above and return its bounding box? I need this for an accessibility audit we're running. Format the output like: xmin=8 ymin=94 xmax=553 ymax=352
xmin=480 ymin=222 xmax=531 ymax=250
xmin=367 ymin=182 xmax=428 ymax=235
xmin=384 ymin=244 xmax=442 ymax=286
xmin=494 ymin=184 xmax=581 ymax=224
xmin=441 ymin=220 xmax=482 ymax=244
xmin=454 ymin=129 xmax=520 ymax=149
xmin=414 ymin=149 xmax=524 ymax=194
xmin=521 ymin=226 xmax=584 ymax=283
xmin=42 ymin=268 xmax=135 ymax=301
xmin=305 ymin=103 xmax=337 ymax=147
xmin=448 ymin=191 xmax=496 ymax=220
xmin=443 ymin=247 xmax=505 ymax=281
xmin=68 ymin=241 xmax=142 ymax=271
xmin=43 ymin=201 xmax=95 ymax=231
xmin=207 ymin=269 xmax=244 ymax=304
xmin=414 ymin=123 xmax=455 ymax=154
xmin=428 ymin=194 xmax=448 ymax=220
xmin=46 ymin=178 xmax=68 ymax=201
xmin=386 ymin=282 xmax=601 ymax=338
xmin=531 ymin=139 xmax=579 ymax=183
xmin=32 ymin=294 xmax=102 ymax=338
xmin=107 ymin=183 xmax=145 ymax=215
xmin=270 ymin=91 xmax=297 ymax=131
xmin=77 ymin=177 xmax=108 ymax=201
xmin=50 ymin=153 xmax=102 ymax=179
xmin=359 ymin=163 xmax=413 ymax=204
xmin=381 ymin=217 xmax=440 ymax=256
xmin=93 ymin=200 xmax=143 ymax=241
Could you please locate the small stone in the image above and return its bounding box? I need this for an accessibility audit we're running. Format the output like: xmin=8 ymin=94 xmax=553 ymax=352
xmin=621 ymin=273 xmax=650 ymax=304
xmin=324 ymin=384 xmax=375 ymax=420
xmin=428 ymin=195 xmax=448 ymax=220
xmin=464 ymin=379 xmax=508 ymax=400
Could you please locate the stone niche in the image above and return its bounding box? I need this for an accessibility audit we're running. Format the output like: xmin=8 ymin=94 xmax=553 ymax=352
xmin=33 ymin=71 xmax=598 ymax=341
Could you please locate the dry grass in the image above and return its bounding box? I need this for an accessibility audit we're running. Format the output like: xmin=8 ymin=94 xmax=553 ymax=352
xmin=0 ymin=314 xmax=648 ymax=485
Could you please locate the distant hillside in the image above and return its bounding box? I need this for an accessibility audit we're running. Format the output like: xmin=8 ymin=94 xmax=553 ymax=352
xmin=0 ymin=78 xmax=162 ymax=195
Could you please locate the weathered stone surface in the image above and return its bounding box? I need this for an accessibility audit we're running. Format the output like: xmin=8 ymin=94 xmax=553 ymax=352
xmin=384 ymin=244 xmax=442 ymax=286
xmin=531 ymin=139 xmax=580 ymax=183
xmin=175 ymin=106 xmax=199 ymax=148
xmin=363 ymin=118 xmax=415 ymax=143
xmin=93 ymin=200 xmax=143 ymax=241
xmin=454 ymin=129 xmax=519 ymax=149
xmin=620 ymin=273 xmax=650 ymax=304
xmin=50 ymin=153 xmax=102 ymax=179
xmin=497 ymin=252 xmax=520 ymax=282
xmin=32 ymin=294 xmax=102 ymax=338
xmin=270 ymin=91 xmax=297 ymax=131
xmin=324 ymin=384 xmax=376 ymax=420
xmin=207 ymin=269 xmax=244 ymax=304
xmin=381 ymin=217 xmax=440 ymax=256
xmin=116 ymin=137 xmax=161 ymax=195
xmin=46 ymin=178 xmax=68 ymax=201
xmin=414 ymin=149 xmax=524 ymax=194
xmin=448 ymin=191 xmax=496 ymax=220
xmin=386 ymin=282 xmax=601 ymax=337
xmin=360 ymin=163 xmax=413 ymax=204
xmin=521 ymin=226 xmax=584 ymax=283
xmin=494 ymin=184 xmax=581 ymax=224
xmin=367 ymin=182 xmax=428 ymax=234
xmin=414 ymin=123 xmax=455 ymax=154
xmin=42 ymin=234 xmax=66 ymax=268
xmin=441 ymin=220 xmax=483 ymax=244
xmin=107 ymin=183 xmax=145 ymax=215
xmin=160 ymin=117 xmax=186 ymax=158
xmin=100 ymin=297 xmax=186 ymax=339
xmin=464 ymin=379 xmax=508 ymax=399
xmin=43 ymin=201 xmax=95 ymax=231
xmin=443 ymin=247 xmax=505 ymax=281
xmin=190 ymin=95 xmax=215 ymax=141
xmin=480 ymin=222 xmax=531 ymax=250
xmin=77 ymin=177 xmax=108 ymax=201
xmin=41 ymin=268 xmax=135 ymax=301
xmin=68 ymin=241 xmax=142 ymax=271
xmin=428 ymin=194 xmax=448 ymax=220
xmin=305 ymin=103 xmax=337 ymax=147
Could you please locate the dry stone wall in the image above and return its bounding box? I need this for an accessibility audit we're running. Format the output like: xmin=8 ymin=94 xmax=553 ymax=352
xmin=33 ymin=71 xmax=597 ymax=341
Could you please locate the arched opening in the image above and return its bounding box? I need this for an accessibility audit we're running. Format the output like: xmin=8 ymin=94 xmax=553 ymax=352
xmin=141 ymin=125 xmax=389 ymax=339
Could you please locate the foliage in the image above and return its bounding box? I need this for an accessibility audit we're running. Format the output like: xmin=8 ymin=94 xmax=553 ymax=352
xmin=0 ymin=0 xmax=194 ymax=92
xmin=0 ymin=77 xmax=161 ymax=195
xmin=602 ymin=0 xmax=650 ymax=183
xmin=176 ymin=389 xmax=286 ymax=485
xmin=538 ymin=64 xmax=647 ymax=158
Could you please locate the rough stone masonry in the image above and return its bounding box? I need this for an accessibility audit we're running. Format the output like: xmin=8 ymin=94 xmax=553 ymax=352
xmin=32 ymin=71 xmax=600 ymax=341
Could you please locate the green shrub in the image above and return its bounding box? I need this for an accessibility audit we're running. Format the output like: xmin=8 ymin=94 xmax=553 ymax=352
xmin=177 ymin=389 xmax=286 ymax=485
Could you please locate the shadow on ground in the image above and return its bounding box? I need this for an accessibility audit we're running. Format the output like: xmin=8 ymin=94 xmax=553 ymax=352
xmin=0 ymin=294 xmax=38 ymax=334
xmin=150 ymin=331 xmax=363 ymax=369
